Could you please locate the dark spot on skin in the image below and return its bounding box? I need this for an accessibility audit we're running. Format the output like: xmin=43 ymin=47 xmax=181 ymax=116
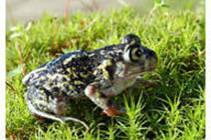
xmin=43 ymin=88 xmax=52 ymax=97
xmin=56 ymin=95 xmax=67 ymax=102
xmin=52 ymin=87 xmax=60 ymax=92
xmin=32 ymin=114 xmax=47 ymax=122
xmin=75 ymin=85 xmax=83 ymax=92
xmin=107 ymin=99 xmax=114 ymax=106
xmin=106 ymin=65 xmax=115 ymax=80
xmin=99 ymin=92 xmax=107 ymax=98
xmin=62 ymin=77 xmax=68 ymax=82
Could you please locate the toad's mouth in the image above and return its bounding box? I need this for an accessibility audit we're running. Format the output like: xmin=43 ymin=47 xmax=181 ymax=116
xmin=124 ymin=69 xmax=146 ymax=77
xmin=146 ymin=64 xmax=157 ymax=71
xmin=125 ymin=63 xmax=157 ymax=77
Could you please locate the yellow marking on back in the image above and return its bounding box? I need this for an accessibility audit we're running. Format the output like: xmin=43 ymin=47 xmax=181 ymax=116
xmin=96 ymin=60 xmax=113 ymax=80
xmin=63 ymin=57 xmax=74 ymax=65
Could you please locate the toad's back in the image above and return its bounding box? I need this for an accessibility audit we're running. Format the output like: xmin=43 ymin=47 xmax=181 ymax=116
xmin=23 ymin=50 xmax=97 ymax=98
xmin=23 ymin=43 xmax=127 ymax=97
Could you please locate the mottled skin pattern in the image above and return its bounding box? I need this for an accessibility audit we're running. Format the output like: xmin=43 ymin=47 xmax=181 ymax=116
xmin=23 ymin=34 xmax=157 ymax=127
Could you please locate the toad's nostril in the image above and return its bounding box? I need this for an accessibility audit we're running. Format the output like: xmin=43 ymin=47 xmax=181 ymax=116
xmin=148 ymin=50 xmax=156 ymax=57
xmin=146 ymin=50 xmax=156 ymax=59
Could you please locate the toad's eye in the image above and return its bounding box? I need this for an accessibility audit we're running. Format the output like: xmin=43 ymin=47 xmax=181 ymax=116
xmin=123 ymin=47 xmax=143 ymax=63
xmin=130 ymin=48 xmax=143 ymax=62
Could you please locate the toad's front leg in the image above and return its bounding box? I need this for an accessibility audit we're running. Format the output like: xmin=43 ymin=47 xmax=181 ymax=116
xmin=85 ymin=83 xmax=124 ymax=117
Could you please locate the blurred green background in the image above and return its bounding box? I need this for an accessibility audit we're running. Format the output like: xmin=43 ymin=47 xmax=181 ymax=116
xmin=7 ymin=0 xmax=204 ymax=26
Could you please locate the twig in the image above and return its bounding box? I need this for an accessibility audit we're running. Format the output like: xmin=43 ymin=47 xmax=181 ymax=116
xmin=148 ymin=6 xmax=157 ymax=18
xmin=9 ymin=134 xmax=16 ymax=140
xmin=51 ymin=20 xmax=59 ymax=50
xmin=6 ymin=1 xmax=16 ymax=25
xmin=78 ymin=0 xmax=95 ymax=12
xmin=117 ymin=0 xmax=129 ymax=7
xmin=78 ymin=17 xmax=98 ymax=33
xmin=15 ymin=45 xmax=26 ymax=77
xmin=6 ymin=81 xmax=17 ymax=92
xmin=91 ymin=0 xmax=99 ymax=10
xmin=64 ymin=0 xmax=71 ymax=25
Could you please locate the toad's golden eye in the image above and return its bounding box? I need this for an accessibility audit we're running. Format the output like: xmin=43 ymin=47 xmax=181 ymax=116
xmin=130 ymin=48 xmax=143 ymax=62
xmin=123 ymin=46 xmax=143 ymax=63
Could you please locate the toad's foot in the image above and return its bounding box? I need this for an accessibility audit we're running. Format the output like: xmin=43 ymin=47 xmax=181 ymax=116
xmin=102 ymin=106 xmax=125 ymax=117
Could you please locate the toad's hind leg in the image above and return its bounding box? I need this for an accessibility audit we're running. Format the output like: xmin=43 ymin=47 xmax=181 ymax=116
xmin=85 ymin=83 xmax=124 ymax=117
xmin=25 ymin=91 xmax=89 ymax=130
